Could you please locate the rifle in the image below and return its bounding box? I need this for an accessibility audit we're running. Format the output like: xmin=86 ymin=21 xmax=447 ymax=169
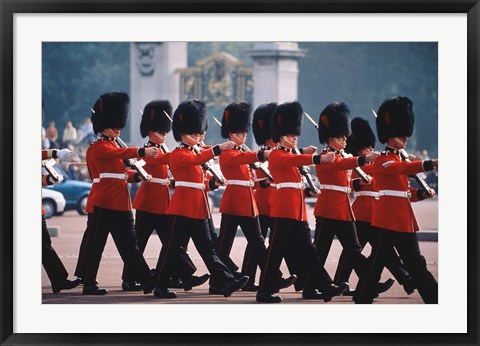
xmin=115 ymin=137 xmax=150 ymax=181
xmin=211 ymin=116 xmax=274 ymax=182
xmin=371 ymin=109 xmax=431 ymax=195
xmin=42 ymin=159 xmax=60 ymax=182
xmin=291 ymin=147 xmax=319 ymax=193
xmin=304 ymin=112 xmax=370 ymax=183
xmin=193 ymin=143 xmax=226 ymax=185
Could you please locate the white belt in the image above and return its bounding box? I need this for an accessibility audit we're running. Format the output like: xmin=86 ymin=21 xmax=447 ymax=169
xmin=175 ymin=181 xmax=205 ymax=190
xmin=225 ymin=179 xmax=254 ymax=187
xmin=378 ymin=190 xmax=411 ymax=198
xmin=276 ymin=182 xmax=305 ymax=190
xmin=150 ymin=178 xmax=171 ymax=185
xmin=319 ymin=184 xmax=351 ymax=193
xmin=355 ymin=191 xmax=379 ymax=198
xmin=99 ymin=173 xmax=127 ymax=180
xmin=92 ymin=178 xmax=100 ymax=183
xmin=270 ymin=183 xmax=276 ymax=187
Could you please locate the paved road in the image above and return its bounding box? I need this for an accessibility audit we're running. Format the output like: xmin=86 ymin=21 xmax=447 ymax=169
xmin=42 ymin=208 xmax=438 ymax=304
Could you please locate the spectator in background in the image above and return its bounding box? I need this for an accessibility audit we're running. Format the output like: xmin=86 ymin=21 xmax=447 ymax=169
xmin=62 ymin=121 xmax=78 ymax=147
xmin=80 ymin=118 xmax=95 ymax=144
xmin=41 ymin=125 xmax=50 ymax=149
xmin=46 ymin=120 xmax=59 ymax=148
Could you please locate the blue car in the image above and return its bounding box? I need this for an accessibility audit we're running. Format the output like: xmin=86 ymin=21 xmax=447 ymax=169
xmin=43 ymin=163 xmax=92 ymax=215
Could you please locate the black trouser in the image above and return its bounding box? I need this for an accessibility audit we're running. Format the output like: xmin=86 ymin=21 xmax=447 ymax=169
xmin=259 ymin=217 xmax=333 ymax=293
xmin=83 ymin=207 xmax=153 ymax=286
xmin=42 ymin=215 xmax=69 ymax=285
xmin=74 ymin=213 xmax=93 ymax=279
xmin=216 ymin=214 xmax=267 ymax=284
xmin=353 ymin=227 xmax=438 ymax=304
xmin=241 ymin=214 xmax=270 ymax=284
xmin=154 ymin=215 xmax=235 ymax=288
xmin=122 ymin=210 xmax=196 ymax=281
xmin=334 ymin=221 xmax=411 ymax=287
xmin=314 ymin=217 xmax=367 ymax=280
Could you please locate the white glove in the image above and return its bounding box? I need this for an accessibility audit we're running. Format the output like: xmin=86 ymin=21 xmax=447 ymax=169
xmin=57 ymin=149 xmax=72 ymax=160
xmin=56 ymin=175 xmax=64 ymax=184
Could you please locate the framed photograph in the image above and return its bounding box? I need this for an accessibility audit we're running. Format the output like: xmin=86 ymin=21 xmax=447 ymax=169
xmin=1 ymin=1 xmax=478 ymax=345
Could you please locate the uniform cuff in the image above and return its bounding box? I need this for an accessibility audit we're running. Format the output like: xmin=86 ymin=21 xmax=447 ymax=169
xmin=208 ymin=177 xmax=219 ymax=191
xmin=257 ymin=151 xmax=266 ymax=162
xmin=138 ymin=148 xmax=146 ymax=157
xmin=416 ymin=189 xmax=426 ymax=200
xmin=357 ymin=156 xmax=367 ymax=166
xmin=212 ymin=145 xmax=222 ymax=156
xmin=352 ymin=179 xmax=363 ymax=191
xmin=313 ymin=155 xmax=322 ymax=165
xmin=423 ymin=160 xmax=434 ymax=171
xmin=259 ymin=179 xmax=270 ymax=189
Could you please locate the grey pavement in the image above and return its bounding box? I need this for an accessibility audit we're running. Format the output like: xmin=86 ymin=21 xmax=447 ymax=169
xmin=42 ymin=204 xmax=438 ymax=304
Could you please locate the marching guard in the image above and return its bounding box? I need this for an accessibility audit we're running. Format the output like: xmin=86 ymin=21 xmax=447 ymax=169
xmin=241 ymin=103 xmax=278 ymax=289
xmin=152 ymin=99 xmax=249 ymax=298
xmin=256 ymin=101 xmax=349 ymax=303
xmin=215 ymin=102 xmax=294 ymax=292
xmin=42 ymin=148 xmax=81 ymax=293
xmin=353 ymin=96 xmax=438 ymax=304
xmin=333 ymin=117 xmax=414 ymax=295
xmin=82 ymin=92 xmax=157 ymax=295
xmin=122 ymin=100 xmax=208 ymax=292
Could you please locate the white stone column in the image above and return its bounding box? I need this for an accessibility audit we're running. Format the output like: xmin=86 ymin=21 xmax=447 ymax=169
xmin=129 ymin=42 xmax=187 ymax=148
xmin=248 ymin=42 xmax=306 ymax=147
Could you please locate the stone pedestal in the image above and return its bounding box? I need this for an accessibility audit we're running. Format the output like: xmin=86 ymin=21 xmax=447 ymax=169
xmin=129 ymin=42 xmax=187 ymax=148
xmin=248 ymin=42 xmax=306 ymax=147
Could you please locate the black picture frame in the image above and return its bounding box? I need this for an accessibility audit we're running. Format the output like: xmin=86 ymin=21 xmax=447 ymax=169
xmin=1 ymin=1 xmax=478 ymax=345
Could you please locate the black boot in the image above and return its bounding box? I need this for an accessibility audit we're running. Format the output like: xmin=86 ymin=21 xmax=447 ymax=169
xmin=256 ymin=291 xmax=282 ymax=303
xmin=83 ymin=284 xmax=108 ymax=295
xmin=322 ymin=282 xmax=349 ymax=302
xmin=273 ymin=274 xmax=297 ymax=293
xmin=242 ymin=283 xmax=260 ymax=292
xmin=302 ymin=288 xmax=324 ymax=300
xmin=153 ymin=287 xmax=177 ymax=298
xmin=182 ymin=274 xmax=210 ymax=291
xmin=141 ymin=277 xmax=155 ymax=294
xmin=223 ymin=275 xmax=249 ymax=297
xmin=122 ymin=280 xmax=142 ymax=291
xmin=51 ymin=278 xmax=81 ymax=294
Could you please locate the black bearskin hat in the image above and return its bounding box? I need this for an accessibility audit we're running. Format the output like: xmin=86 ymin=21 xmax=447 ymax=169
xmin=376 ymin=96 xmax=415 ymax=144
xmin=253 ymin=102 xmax=277 ymax=146
xmin=172 ymin=99 xmax=207 ymax=142
xmin=91 ymin=92 xmax=130 ymax=134
xmin=345 ymin=117 xmax=376 ymax=155
xmin=221 ymin=102 xmax=252 ymax=139
xmin=317 ymin=102 xmax=351 ymax=144
xmin=271 ymin=101 xmax=303 ymax=143
xmin=140 ymin=100 xmax=173 ymax=138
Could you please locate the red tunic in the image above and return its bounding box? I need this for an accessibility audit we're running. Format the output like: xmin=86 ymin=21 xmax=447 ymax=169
xmin=314 ymin=151 xmax=360 ymax=221
xmin=167 ymin=146 xmax=216 ymax=220
xmin=219 ymin=149 xmax=259 ymax=217
xmin=133 ymin=144 xmax=171 ymax=214
xmin=268 ymin=148 xmax=316 ymax=221
xmin=87 ymin=139 xmax=140 ymax=211
xmin=254 ymin=166 xmax=274 ymax=216
xmin=371 ymin=151 xmax=424 ymax=233
xmin=85 ymin=144 xmax=99 ymax=214
xmin=351 ymin=164 xmax=376 ymax=223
